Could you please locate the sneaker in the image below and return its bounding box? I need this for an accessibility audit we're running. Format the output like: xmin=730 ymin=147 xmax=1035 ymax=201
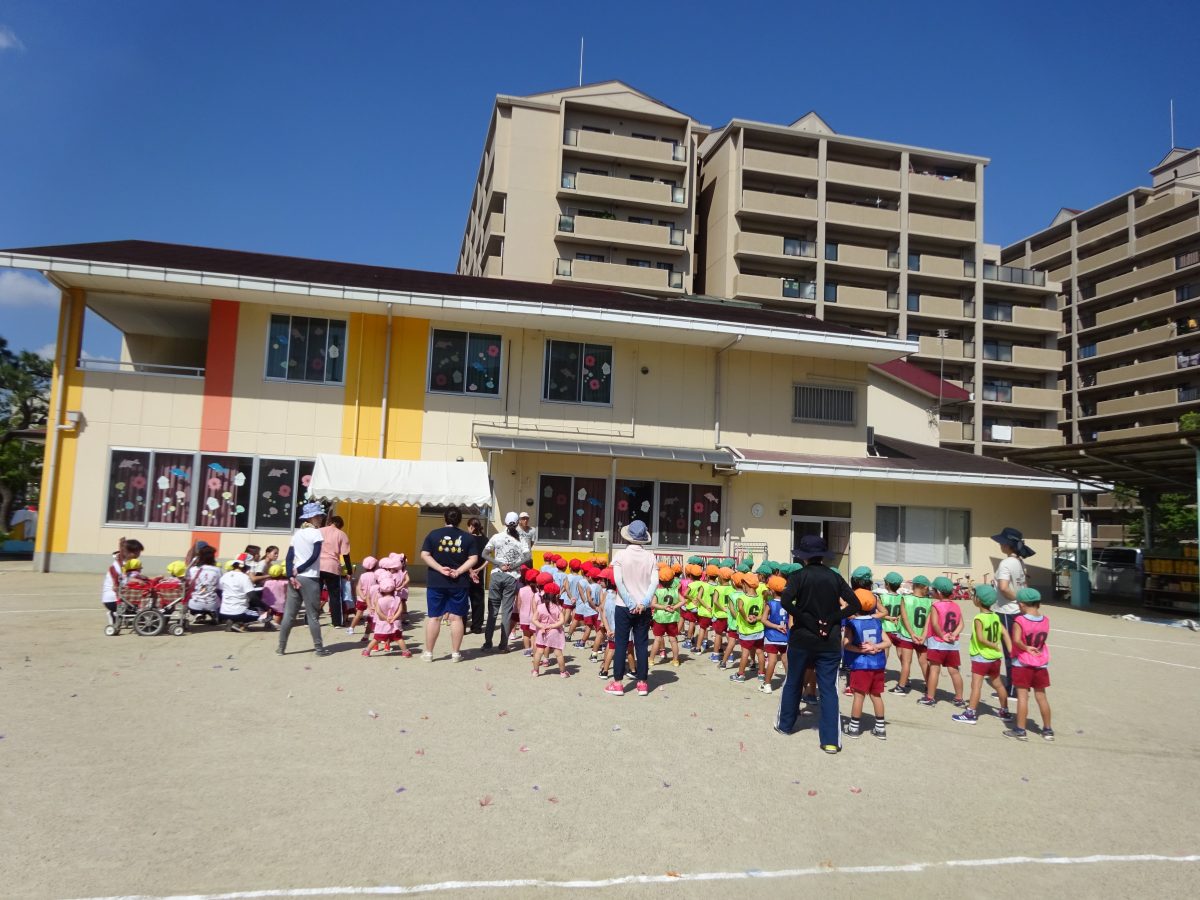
xmin=772 ymin=723 xmax=791 ymax=736
xmin=756 ymin=673 xmax=765 ymax=681
xmin=888 ymin=685 xmax=909 ymax=695
xmin=718 ymin=661 xmax=730 ymax=669
xmin=801 ymin=694 xmax=818 ymax=704
xmin=604 ymin=681 xmax=625 ymax=696
xmin=636 ymin=681 xmax=649 ymax=696
xmin=361 ymin=648 xmax=372 ymax=658
xmin=530 ymin=669 xmax=539 ymax=677
xmin=872 ymin=726 xmax=887 ymax=741
xmin=588 ymin=652 xmax=598 ymax=662
xmin=842 ymin=686 xmax=853 ymax=696
xmin=314 ymin=648 xmax=331 ymax=657
xmin=952 ymin=709 xmax=978 ymax=725
xmin=952 ymin=698 xmax=967 ymax=708
xmin=842 ymin=722 xmax=862 ymax=739
xmin=230 ymin=623 xmax=247 ymax=633
xmin=670 ymin=659 xmax=681 ymax=668
xmin=650 ymin=657 xmax=663 ymax=667
xmin=345 ymin=627 xmax=354 ymax=635
xmin=1002 ymin=727 xmax=1029 ymax=742
xmin=729 ymin=673 xmax=747 ymax=683
xmin=451 ymin=652 xmax=462 ymax=663
xmin=709 ymin=653 xmax=720 ymax=662
xmin=421 ymin=651 xmax=434 ymax=663
xmin=917 ymin=696 xmax=937 ymax=707
xmin=275 ymin=647 xmax=285 ymax=655
xmin=759 ymin=683 xmax=773 ymax=694
xmin=995 ymin=708 xmax=1013 ymax=720
xmin=1042 ymin=728 xmax=1055 ymax=742
xmin=681 ymin=639 xmax=693 ymax=650
xmin=401 ymin=650 xmax=412 ymax=658
xmin=560 ymin=671 xmax=570 ymax=679
xmin=573 ymin=640 xmax=586 ymax=649
xmin=262 ymin=622 xmax=277 ymax=632
xmin=821 ymin=744 xmax=840 ymax=755
xmin=522 ymin=649 xmax=533 ymax=657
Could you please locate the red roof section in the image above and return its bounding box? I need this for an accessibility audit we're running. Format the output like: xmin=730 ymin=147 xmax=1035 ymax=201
xmin=871 ymin=358 xmax=970 ymax=402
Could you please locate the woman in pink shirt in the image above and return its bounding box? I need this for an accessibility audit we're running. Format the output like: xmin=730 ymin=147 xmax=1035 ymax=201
xmin=605 ymin=519 xmax=657 ymax=697
xmin=318 ymin=515 xmax=353 ymax=628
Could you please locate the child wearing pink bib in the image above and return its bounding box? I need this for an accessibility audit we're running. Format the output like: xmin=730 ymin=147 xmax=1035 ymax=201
xmin=364 ymin=570 xmax=411 ymax=658
xmin=517 ymin=569 xmax=537 ymax=657
xmin=348 ymin=556 xmax=378 ymax=639
xmin=531 ymin=582 xmax=569 ymax=678
xmin=1004 ymin=588 xmax=1052 ymax=742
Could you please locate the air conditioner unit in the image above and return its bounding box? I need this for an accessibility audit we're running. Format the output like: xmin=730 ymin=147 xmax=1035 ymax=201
xmin=592 ymin=532 xmax=610 ymax=555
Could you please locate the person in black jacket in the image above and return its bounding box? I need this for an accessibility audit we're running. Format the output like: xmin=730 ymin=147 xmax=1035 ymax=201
xmin=774 ymin=534 xmax=863 ymax=753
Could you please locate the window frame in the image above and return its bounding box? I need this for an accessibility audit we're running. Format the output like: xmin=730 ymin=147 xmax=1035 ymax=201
xmin=101 ymin=447 xmax=315 ymax=533
xmin=263 ymin=313 xmax=348 ymax=386
xmin=874 ymin=504 xmax=971 ymax=566
xmin=611 ymin=478 xmax=724 ymax=549
xmin=541 ymin=338 xmax=615 ymax=407
xmin=792 ymin=382 xmax=857 ymax=426
xmin=426 ymin=328 xmax=504 ymax=398
xmin=536 ymin=473 xmax=609 ymax=545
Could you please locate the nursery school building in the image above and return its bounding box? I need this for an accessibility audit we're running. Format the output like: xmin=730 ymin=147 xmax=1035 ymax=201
xmin=3 ymin=240 xmax=1072 ymax=588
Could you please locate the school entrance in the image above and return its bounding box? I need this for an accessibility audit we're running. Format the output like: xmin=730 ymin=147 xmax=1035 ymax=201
xmin=791 ymin=500 xmax=851 ymax=571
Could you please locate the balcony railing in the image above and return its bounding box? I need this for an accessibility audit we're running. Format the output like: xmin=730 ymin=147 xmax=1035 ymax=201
xmin=783 ymin=278 xmax=817 ymax=300
xmin=1181 ymin=387 xmax=1200 ymax=403
xmin=77 ymin=358 xmax=205 ymax=378
xmin=982 ymin=262 xmax=1047 ymax=287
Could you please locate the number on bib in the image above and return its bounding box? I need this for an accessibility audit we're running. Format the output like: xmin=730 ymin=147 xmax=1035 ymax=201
xmin=913 ymin=607 xmax=928 ymax=629
xmin=985 ymin=622 xmax=1000 ymax=643
xmin=1029 ymin=631 xmax=1048 ymax=651
xmin=943 ymin=611 xmax=960 ymax=632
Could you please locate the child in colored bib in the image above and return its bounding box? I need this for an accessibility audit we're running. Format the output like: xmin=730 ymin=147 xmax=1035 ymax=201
xmin=531 ymin=582 xmax=569 ymax=678
xmin=760 ymin=575 xmax=790 ymax=694
xmin=1004 ymin=588 xmax=1053 ymax=742
xmin=650 ymin=567 xmax=684 ymax=667
xmin=731 ymin=573 xmax=765 ymax=682
xmin=919 ymin=577 xmax=965 ymax=708
xmin=709 ymin=568 xmax=734 ymax=663
xmin=516 ymin=570 xmax=537 ymax=656
xmin=365 ymin=569 xmax=411 ymax=658
xmin=842 ymin=582 xmax=890 ymax=740
xmin=679 ymin=560 xmax=702 ymax=649
xmin=892 ymin=575 xmax=932 ymax=695
xmin=349 ymin=556 xmax=378 ymax=640
xmin=952 ymin=584 xmax=1012 ymax=725
xmin=877 ymin=571 xmax=905 ymax=661
xmin=691 ymin=568 xmax=717 ymax=653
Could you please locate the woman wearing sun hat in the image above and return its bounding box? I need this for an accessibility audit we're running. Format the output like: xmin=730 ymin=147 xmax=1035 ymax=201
xmin=992 ymin=526 xmax=1033 ymax=692
xmin=278 ymin=501 xmax=331 ymax=657
xmin=605 ymin=519 xmax=657 ymax=697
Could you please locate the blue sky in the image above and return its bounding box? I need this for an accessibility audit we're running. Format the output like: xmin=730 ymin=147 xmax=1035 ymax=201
xmin=1 ymin=0 xmax=1196 ymax=357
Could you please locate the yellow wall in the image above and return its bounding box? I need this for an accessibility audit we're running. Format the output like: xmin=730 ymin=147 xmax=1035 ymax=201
xmin=39 ymin=288 xmax=85 ymax=555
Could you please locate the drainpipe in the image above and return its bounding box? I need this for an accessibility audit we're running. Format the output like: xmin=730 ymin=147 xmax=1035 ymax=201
xmin=485 ymin=449 xmax=502 ymax=532
xmin=372 ymin=303 xmax=394 ymax=554
xmin=714 ymin=334 xmax=743 ymax=448
xmin=38 ymin=286 xmax=74 ymax=573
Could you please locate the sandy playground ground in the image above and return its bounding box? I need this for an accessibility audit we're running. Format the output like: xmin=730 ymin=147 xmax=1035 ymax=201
xmin=1 ymin=563 xmax=1198 ymax=899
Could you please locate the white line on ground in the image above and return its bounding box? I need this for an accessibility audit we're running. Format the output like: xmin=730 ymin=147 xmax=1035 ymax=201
xmin=68 ymin=852 xmax=1200 ymax=899
xmin=1054 ymin=644 xmax=1200 ymax=670
xmin=1056 ymin=628 xmax=1198 ymax=645
xmin=0 ymin=607 xmax=95 ymax=614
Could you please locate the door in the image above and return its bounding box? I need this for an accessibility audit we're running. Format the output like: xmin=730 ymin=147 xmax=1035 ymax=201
xmin=792 ymin=516 xmax=851 ymax=572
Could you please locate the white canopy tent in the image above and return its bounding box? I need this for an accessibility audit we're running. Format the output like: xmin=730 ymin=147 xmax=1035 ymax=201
xmin=307 ymin=455 xmax=491 ymax=508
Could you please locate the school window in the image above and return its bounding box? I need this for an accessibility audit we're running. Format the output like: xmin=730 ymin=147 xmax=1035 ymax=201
xmin=103 ymin=448 xmax=314 ymax=531
xmin=793 ymin=383 xmax=856 ymax=425
xmin=875 ymin=505 xmax=970 ymax=566
xmin=537 ymin=475 xmax=608 ymax=543
xmin=542 ymin=339 xmax=613 ymax=405
xmin=266 ymin=314 xmax=347 ymax=385
xmin=613 ymin=480 xmax=723 ymax=548
xmin=427 ymin=329 xmax=502 ymax=396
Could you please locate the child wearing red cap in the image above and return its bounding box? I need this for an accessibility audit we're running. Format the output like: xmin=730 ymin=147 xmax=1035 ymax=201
xmin=516 ymin=569 xmax=538 ymax=656
xmin=569 ymin=563 xmax=600 ymax=648
xmin=531 ymin=582 xmax=569 ymax=678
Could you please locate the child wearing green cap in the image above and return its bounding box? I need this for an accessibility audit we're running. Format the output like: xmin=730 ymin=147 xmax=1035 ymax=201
xmin=952 ymin=584 xmax=1013 ymax=725
xmin=1004 ymin=588 xmax=1053 ymax=742
xmin=890 ymin=575 xmax=931 ymax=695
xmin=877 ymin=572 xmax=905 ymax=665
xmin=918 ymin=576 xmax=965 ymax=708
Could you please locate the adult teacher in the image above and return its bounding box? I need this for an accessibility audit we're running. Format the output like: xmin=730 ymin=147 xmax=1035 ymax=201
xmin=278 ymin=502 xmax=331 ymax=657
xmin=465 ymin=517 xmax=487 ymax=634
xmin=516 ymin=511 xmax=536 ymax=565
xmin=992 ymin=526 xmax=1032 ymax=692
xmin=605 ymin=519 xmax=656 ymax=697
xmin=481 ymin=512 xmax=526 ymax=652
xmin=775 ymin=534 xmax=862 ymax=754
xmin=419 ymin=508 xmax=478 ymax=663
xmin=319 ymin=514 xmax=352 ymax=629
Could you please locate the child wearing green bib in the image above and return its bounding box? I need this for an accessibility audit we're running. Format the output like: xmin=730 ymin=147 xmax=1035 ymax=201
xmin=709 ymin=566 xmax=735 ymax=663
xmin=650 ymin=567 xmax=684 ymax=667
xmin=877 ymin=571 xmax=905 ymax=665
xmin=889 ymin=574 xmax=931 ymax=696
xmin=952 ymin=584 xmax=1013 ymax=724
xmin=730 ymin=573 xmax=765 ymax=683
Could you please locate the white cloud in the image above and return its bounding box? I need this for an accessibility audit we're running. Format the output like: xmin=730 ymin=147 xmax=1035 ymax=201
xmin=0 ymin=25 xmax=24 ymax=51
xmin=0 ymin=269 xmax=58 ymax=309
xmin=35 ymin=342 xmax=56 ymax=359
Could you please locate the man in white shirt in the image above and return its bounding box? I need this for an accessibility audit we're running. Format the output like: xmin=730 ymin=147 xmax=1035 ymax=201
xmin=278 ymin=502 xmax=331 ymax=656
xmin=516 ymin=512 xmax=536 ymax=565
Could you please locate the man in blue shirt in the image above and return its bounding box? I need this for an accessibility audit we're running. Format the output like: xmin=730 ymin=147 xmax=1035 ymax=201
xmin=419 ymin=508 xmax=479 ymax=662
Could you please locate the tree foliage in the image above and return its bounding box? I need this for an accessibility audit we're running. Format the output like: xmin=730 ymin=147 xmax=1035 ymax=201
xmin=0 ymin=337 xmax=52 ymax=534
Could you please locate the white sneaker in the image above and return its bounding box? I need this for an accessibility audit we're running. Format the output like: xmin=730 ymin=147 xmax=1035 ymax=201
xmin=759 ymin=683 xmax=773 ymax=694
xmin=451 ymin=652 xmax=462 ymax=663
xmin=421 ymin=651 xmax=434 ymax=662
xmin=345 ymin=627 xmax=354 ymax=635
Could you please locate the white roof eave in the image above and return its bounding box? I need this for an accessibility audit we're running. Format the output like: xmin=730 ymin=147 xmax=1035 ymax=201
xmin=733 ymin=458 xmax=1080 ymax=492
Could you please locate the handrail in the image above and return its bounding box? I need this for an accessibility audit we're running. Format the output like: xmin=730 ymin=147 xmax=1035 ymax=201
xmin=77 ymin=358 xmax=205 ymax=378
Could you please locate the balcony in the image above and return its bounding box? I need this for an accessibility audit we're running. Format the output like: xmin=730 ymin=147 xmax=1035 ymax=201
xmin=560 ymin=171 xmax=686 ymax=212
xmin=76 ymin=358 xmax=205 ymax=379
xmin=1138 ymin=217 xmax=1200 ymax=254
xmin=1098 ymin=422 xmax=1178 ymax=441
xmin=1094 ymin=355 xmax=1178 ymax=388
xmin=828 ymin=243 xmax=892 ymax=269
xmin=938 ymin=421 xmax=975 ymax=443
xmin=734 ymin=273 xmax=815 ymax=304
xmin=1094 ymin=322 xmax=1174 ymax=358
xmin=553 ymin=258 xmax=683 ymax=293
xmin=981 ymin=262 xmax=1048 ymax=288
xmin=1012 ymin=426 xmax=1065 ymax=447
xmin=483 ymin=255 xmax=502 ymax=277
xmin=831 ymin=285 xmax=892 ymax=311
xmin=909 ymin=173 xmax=977 ymax=203
xmin=1093 ymin=257 xmax=1175 ymax=299
xmin=743 ymin=147 xmax=818 ymax=180
xmin=914 ymin=254 xmax=971 ymax=279
xmin=734 ymin=231 xmax=816 ymax=261
xmin=908 ymin=212 xmax=976 ymax=241
xmin=1134 ymin=191 xmax=1195 ymax=224
xmin=1093 ymin=290 xmax=1175 ymax=328
xmin=916 ymin=336 xmax=973 ymax=361
xmin=1076 ymin=215 xmax=1127 ymax=247
xmin=1012 ymin=386 xmax=1062 ymax=410
xmin=1009 ymin=305 xmax=1062 ymax=331
xmin=557 ymin=215 xmax=686 ymax=254
xmin=826 ymin=160 xmax=900 ymax=192
xmin=1010 ymin=345 xmax=1065 ymax=369
xmin=826 ymin=201 xmax=900 ymax=231
xmin=741 ymin=189 xmax=818 ymax=222
xmin=486 ymin=210 xmax=505 ymax=235
xmin=1077 ymin=242 xmax=1129 ymax=276
xmin=1096 ymin=389 xmax=1178 ymax=417
xmin=563 ymin=128 xmax=687 ymax=168
xmin=1030 ymin=234 xmax=1072 ymax=267
xmin=909 ymin=294 xmax=965 ymax=318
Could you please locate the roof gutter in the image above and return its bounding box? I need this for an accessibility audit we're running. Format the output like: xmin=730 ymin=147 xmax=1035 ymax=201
xmin=732 ymin=458 xmax=1081 ymax=491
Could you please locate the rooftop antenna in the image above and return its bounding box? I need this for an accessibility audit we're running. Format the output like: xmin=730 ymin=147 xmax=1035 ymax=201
xmin=579 ymin=36 xmax=584 ymax=86
xmin=1170 ymin=98 xmax=1176 ymax=148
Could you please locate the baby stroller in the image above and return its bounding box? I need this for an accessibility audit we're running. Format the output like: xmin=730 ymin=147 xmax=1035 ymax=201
xmin=106 ymin=578 xmax=153 ymax=636
xmin=107 ymin=577 xmax=188 ymax=637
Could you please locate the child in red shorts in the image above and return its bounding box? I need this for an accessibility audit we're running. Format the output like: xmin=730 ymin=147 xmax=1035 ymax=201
xmin=842 ymin=587 xmax=890 ymax=740
xmin=919 ymin=576 xmax=965 ymax=708
xmin=1004 ymin=588 xmax=1053 ymax=742
xmin=952 ymin=584 xmax=1012 ymax=725
xmin=516 ymin=569 xmax=538 ymax=656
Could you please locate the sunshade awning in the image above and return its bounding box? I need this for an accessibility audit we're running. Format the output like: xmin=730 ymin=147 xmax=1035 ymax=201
xmin=1006 ymin=430 xmax=1200 ymax=491
xmin=475 ymin=433 xmax=735 ymax=465
xmin=308 ymin=455 xmax=491 ymax=507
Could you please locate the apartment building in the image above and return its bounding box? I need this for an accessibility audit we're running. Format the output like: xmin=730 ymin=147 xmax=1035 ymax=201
xmin=459 ymin=83 xmax=1064 ymax=456
xmin=1002 ymin=147 xmax=1200 ymax=543
xmin=696 ymin=117 xmax=1064 ymax=456
xmin=4 ymin=239 xmax=1068 ymax=587
xmin=457 ymin=82 xmax=706 ymax=296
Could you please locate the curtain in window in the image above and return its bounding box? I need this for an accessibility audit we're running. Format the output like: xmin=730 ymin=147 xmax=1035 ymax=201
xmin=691 ymin=484 xmax=723 ymax=547
xmin=147 ymin=452 xmax=193 ymax=525
xmin=571 ymin=476 xmax=606 ymax=542
xmin=105 ymin=450 xmax=151 ymax=524
xmin=946 ymin=509 xmax=970 ymax=565
xmin=429 ymin=330 xmax=467 ymax=392
xmin=901 ymin=506 xmax=944 ymax=566
xmin=256 ymin=458 xmax=296 ymax=530
xmin=544 ymin=341 xmax=579 ymax=402
xmin=194 ymin=455 xmax=252 ymax=529
xmin=580 ymin=344 xmax=613 ymax=404
xmin=612 ymin=479 xmax=653 ymax=544
xmin=875 ymin=506 xmax=900 ymax=564
xmin=538 ymin=475 xmax=573 ymax=542
xmin=657 ymin=481 xmax=689 ymax=546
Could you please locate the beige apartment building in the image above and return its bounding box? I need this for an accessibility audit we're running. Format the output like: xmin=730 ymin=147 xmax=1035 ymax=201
xmin=1002 ymin=147 xmax=1200 ymax=543
xmin=460 ymin=82 xmax=1064 ymax=456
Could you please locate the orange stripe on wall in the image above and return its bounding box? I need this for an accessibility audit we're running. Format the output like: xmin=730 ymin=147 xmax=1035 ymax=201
xmin=194 ymin=299 xmax=240 ymax=552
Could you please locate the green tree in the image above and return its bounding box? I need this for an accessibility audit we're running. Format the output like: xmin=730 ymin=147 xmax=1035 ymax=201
xmin=0 ymin=337 xmax=52 ymax=534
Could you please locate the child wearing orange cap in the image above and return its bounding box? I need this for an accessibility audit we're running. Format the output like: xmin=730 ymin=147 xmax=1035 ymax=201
xmin=650 ymin=565 xmax=684 ymax=667
xmin=842 ymin=583 xmax=890 ymax=740
xmin=688 ymin=563 xmax=718 ymax=653
xmin=709 ymin=565 xmax=735 ymax=663
xmin=719 ymin=568 xmax=748 ymax=670
xmin=730 ymin=572 xmax=765 ymax=682
xmin=531 ymin=582 xmax=569 ymax=678
xmin=760 ymin=574 xmax=790 ymax=693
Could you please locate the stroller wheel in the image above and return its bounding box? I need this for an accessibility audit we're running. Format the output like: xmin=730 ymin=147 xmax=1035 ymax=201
xmin=171 ymin=625 xmax=186 ymax=636
xmin=104 ymin=625 xmax=117 ymax=636
xmin=133 ymin=608 xmax=166 ymax=637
